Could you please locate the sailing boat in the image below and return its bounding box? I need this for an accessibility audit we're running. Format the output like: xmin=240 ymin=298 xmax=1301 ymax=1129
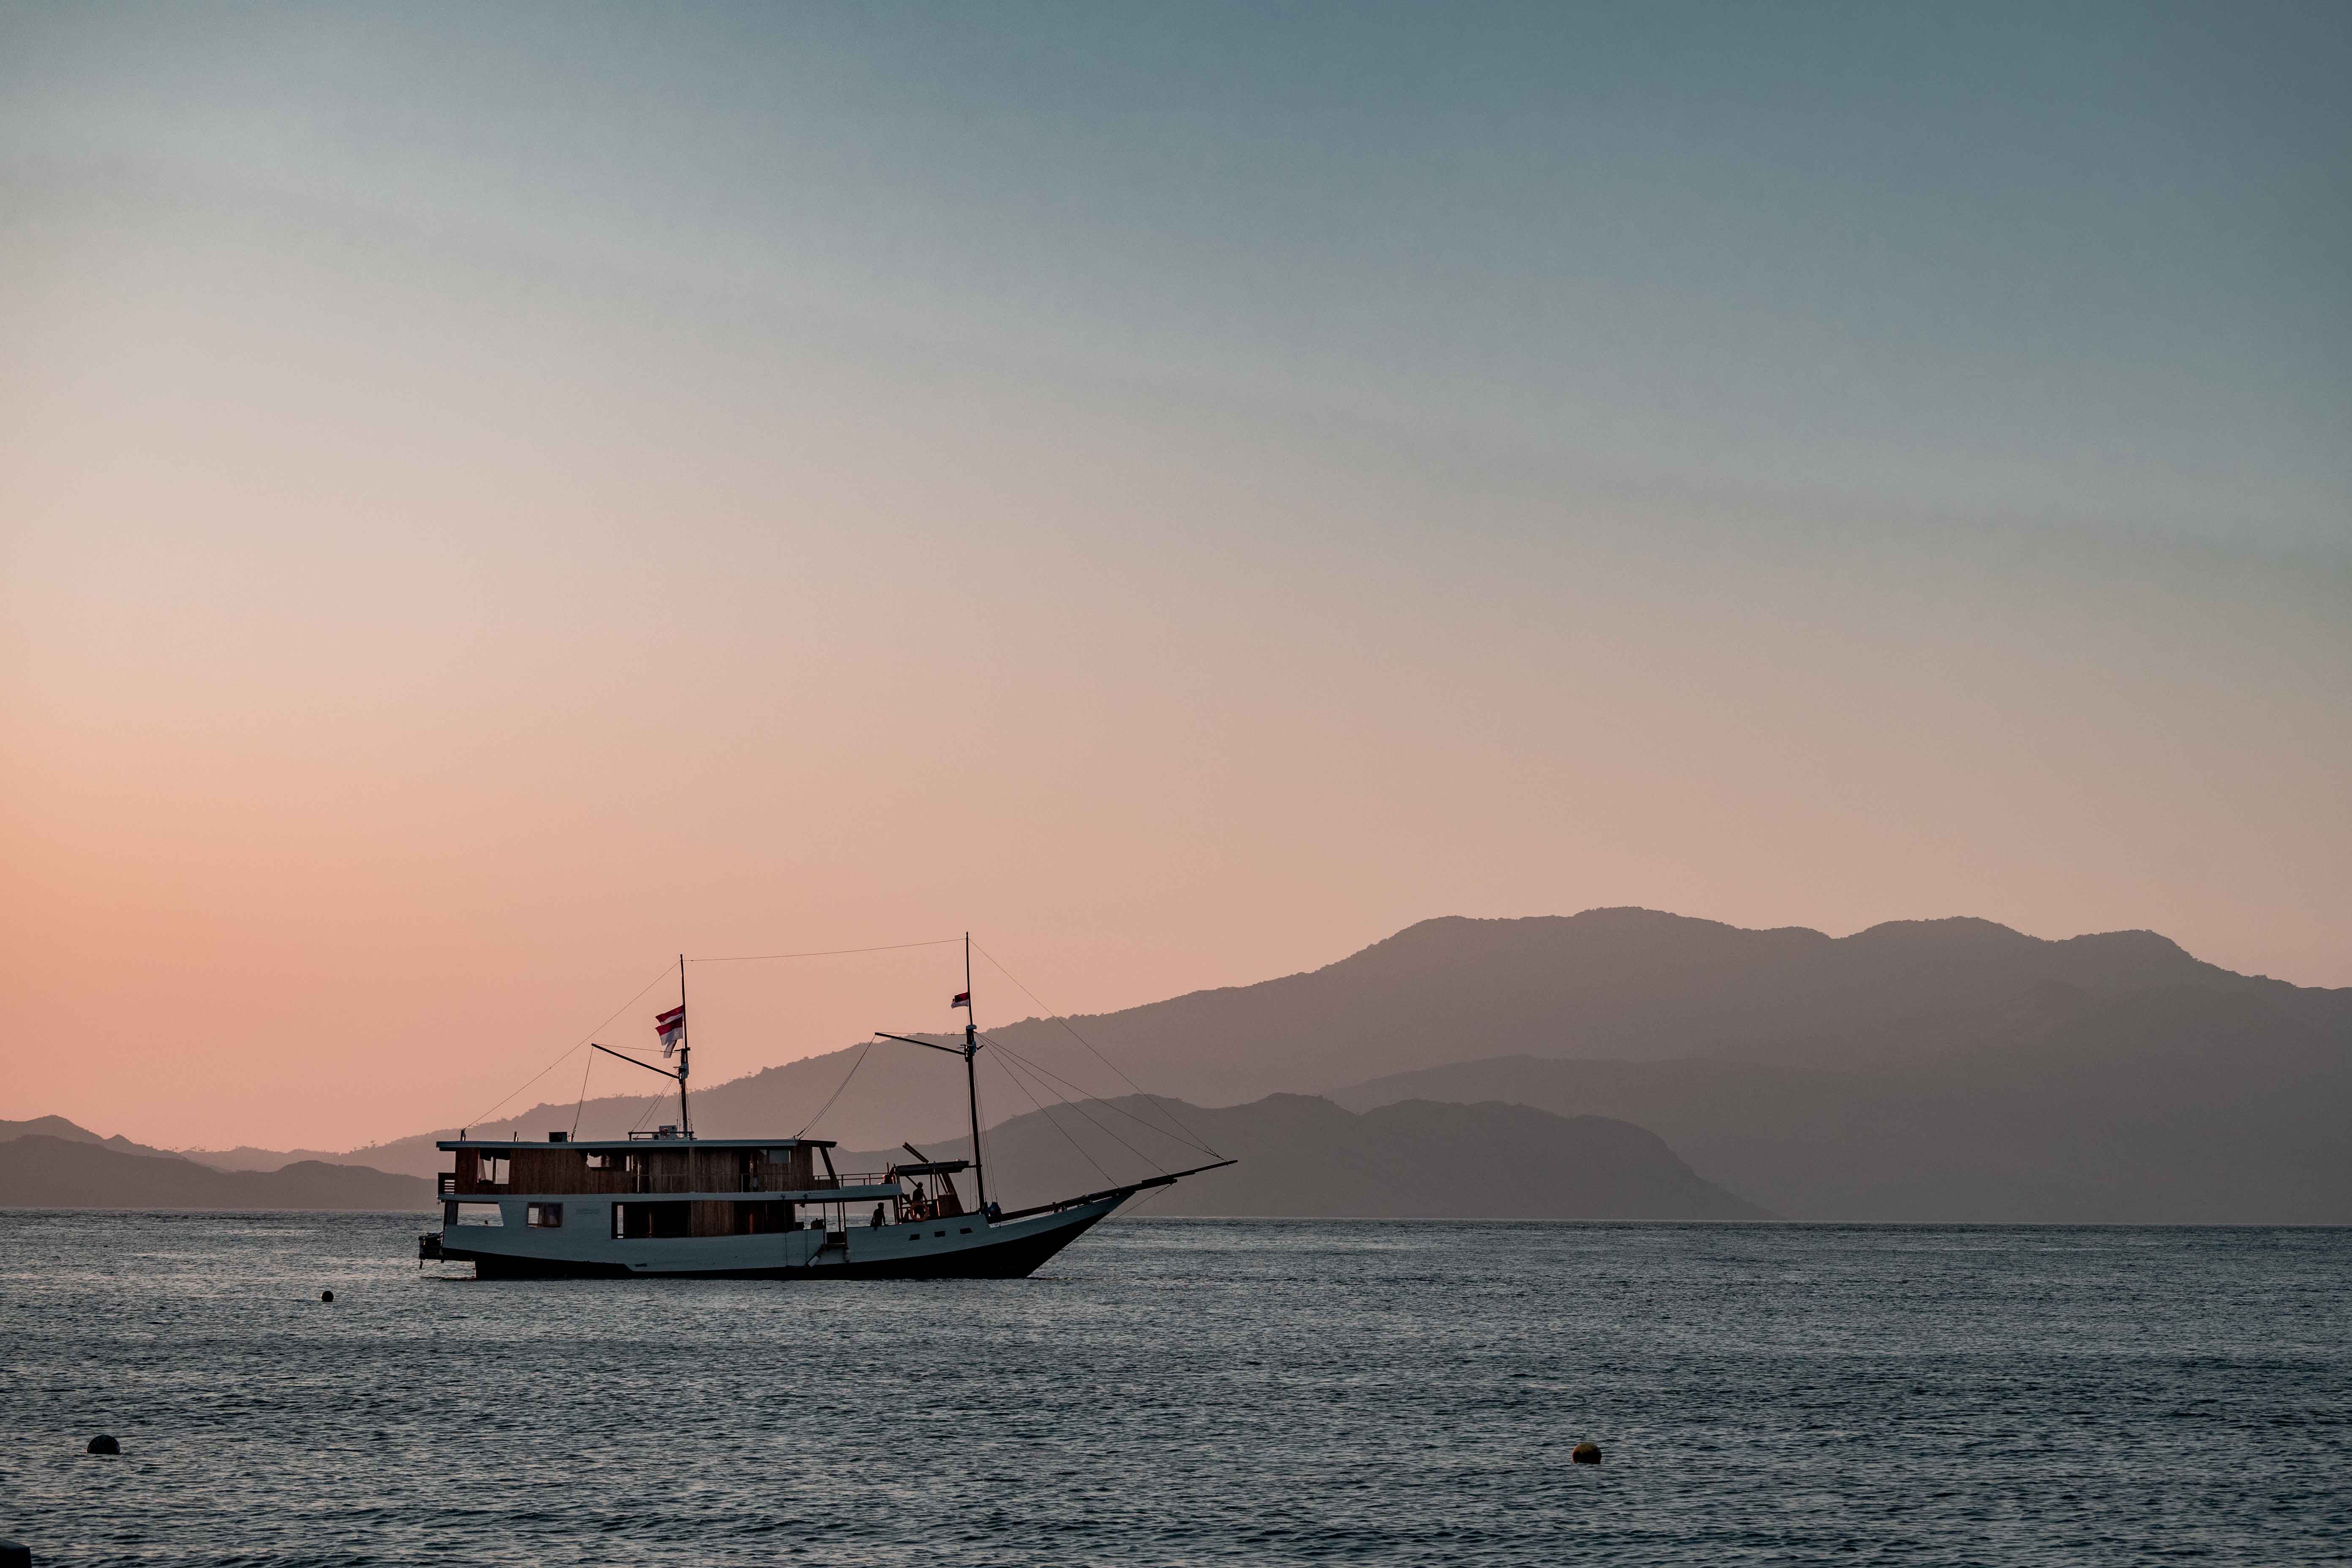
xmin=420 ymin=938 xmax=1230 ymax=1279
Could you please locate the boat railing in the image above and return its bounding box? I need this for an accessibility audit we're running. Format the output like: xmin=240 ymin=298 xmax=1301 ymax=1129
xmin=620 ymin=1172 xmax=901 ymax=1195
xmin=434 ymin=1171 xmax=904 ymax=1198
xmin=440 ymin=1176 xmax=509 ymax=1196
xmin=743 ymin=1172 xmax=896 ymax=1193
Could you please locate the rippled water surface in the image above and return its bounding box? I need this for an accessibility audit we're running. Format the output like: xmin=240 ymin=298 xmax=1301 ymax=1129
xmin=2 ymin=1213 xmax=2347 ymax=1565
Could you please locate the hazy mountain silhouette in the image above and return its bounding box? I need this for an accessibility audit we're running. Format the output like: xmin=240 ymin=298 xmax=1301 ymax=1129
xmin=186 ymin=910 xmax=2348 ymax=1220
xmin=1334 ymin=986 xmax=2352 ymax=1222
xmin=0 ymin=1132 xmax=433 ymax=1210
xmin=964 ymin=910 xmax=2347 ymax=1102
xmin=0 ymin=1114 xmax=201 ymax=1162
xmin=844 ymin=1093 xmax=1772 ymax=1220
xmin=305 ymin=909 xmax=2256 ymax=1176
xmin=180 ymin=1142 xmax=354 ymax=1171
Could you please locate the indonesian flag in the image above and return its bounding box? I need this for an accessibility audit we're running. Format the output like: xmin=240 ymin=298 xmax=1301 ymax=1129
xmin=654 ymin=1004 xmax=686 ymax=1057
xmin=951 ymin=991 xmax=971 ymax=1008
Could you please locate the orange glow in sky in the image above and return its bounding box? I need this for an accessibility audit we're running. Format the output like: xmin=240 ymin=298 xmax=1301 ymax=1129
xmin=4 ymin=5 xmax=2346 ymax=1148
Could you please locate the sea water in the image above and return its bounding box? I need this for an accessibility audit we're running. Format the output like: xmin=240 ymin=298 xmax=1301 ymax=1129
xmin=0 ymin=1212 xmax=2345 ymax=1565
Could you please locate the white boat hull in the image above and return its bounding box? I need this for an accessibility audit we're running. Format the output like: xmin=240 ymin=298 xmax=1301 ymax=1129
xmin=433 ymin=1192 xmax=1124 ymax=1279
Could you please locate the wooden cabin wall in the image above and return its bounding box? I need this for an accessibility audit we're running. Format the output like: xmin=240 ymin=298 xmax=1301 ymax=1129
xmin=630 ymin=1152 xmax=693 ymax=1193
xmin=470 ymin=1142 xmax=829 ymax=1197
xmin=503 ymin=1148 xmax=632 ymax=1195
xmin=752 ymin=1157 xmax=815 ymax=1191
xmin=700 ymin=1148 xmax=752 ymax=1190
xmin=507 ymin=1148 xmax=577 ymax=1193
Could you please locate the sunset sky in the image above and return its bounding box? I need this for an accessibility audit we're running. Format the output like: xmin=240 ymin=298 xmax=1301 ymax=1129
xmin=4 ymin=3 xmax=2347 ymax=1149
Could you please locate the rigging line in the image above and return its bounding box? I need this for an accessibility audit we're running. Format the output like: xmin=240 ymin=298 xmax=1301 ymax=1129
xmin=690 ymin=939 xmax=962 ymax=963
xmin=795 ymin=1038 xmax=877 ymax=1140
xmin=979 ymin=1027 xmax=1211 ymax=1156
xmin=984 ymin=1051 xmax=1114 ymax=1186
xmin=984 ymin=1037 xmax=1171 ymax=1176
xmin=979 ymin=1030 xmax=1220 ymax=1159
xmin=462 ymin=962 xmax=677 ymax=1133
xmin=988 ymin=1048 xmax=1124 ymax=1186
xmin=569 ymin=1050 xmax=596 ymax=1141
xmin=627 ymin=1085 xmax=673 ymax=1134
xmin=971 ymin=942 xmax=1222 ymax=1156
xmin=987 ymin=1043 xmax=1165 ymax=1174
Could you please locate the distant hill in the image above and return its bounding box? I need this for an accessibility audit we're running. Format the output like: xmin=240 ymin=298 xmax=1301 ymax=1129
xmin=177 ymin=910 xmax=2351 ymax=1221
xmin=1334 ymin=986 xmax=2352 ymax=1222
xmin=181 ymin=1143 xmax=354 ymax=1172
xmin=841 ymin=1092 xmax=1773 ymax=1221
xmin=290 ymin=909 xmax=2349 ymax=1176
xmin=958 ymin=910 xmax=2349 ymax=1105
xmin=0 ymin=1130 xmax=434 ymax=1211
xmin=1 ymin=1115 xmax=182 ymax=1162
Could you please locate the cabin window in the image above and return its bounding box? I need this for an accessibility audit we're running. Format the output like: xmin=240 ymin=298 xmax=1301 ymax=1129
xmin=454 ymin=1202 xmax=504 ymax=1227
xmin=584 ymin=1153 xmax=617 ymax=1170
xmin=527 ymin=1203 xmax=563 ymax=1228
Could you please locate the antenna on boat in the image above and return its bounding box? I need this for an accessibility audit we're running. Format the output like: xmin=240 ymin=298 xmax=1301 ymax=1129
xmin=676 ymin=952 xmax=691 ymax=1138
xmin=962 ymin=931 xmax=987 ymax=1216
xmin=875 ymin=935 xmax=990 ymax=1217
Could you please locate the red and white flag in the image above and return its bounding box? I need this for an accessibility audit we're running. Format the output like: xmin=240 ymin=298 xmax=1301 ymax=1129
xmin=951 ymin=991 xmax=971 ymax=1008
xmin=654 ymin=1004 xmax=686 ymax=1057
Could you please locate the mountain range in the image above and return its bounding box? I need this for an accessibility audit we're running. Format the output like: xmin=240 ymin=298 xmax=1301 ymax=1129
xmin=1331 ymin=981 xmax=2350 ymax=1222
xmin=18 ymin=909 xmax=2346 ymax=1221
xmin=0 ymin=1126 xmax=432 ymax=1210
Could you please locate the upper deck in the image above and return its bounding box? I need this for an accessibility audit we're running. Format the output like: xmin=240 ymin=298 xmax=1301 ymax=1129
xmin=437 ymin=1132 xmax=855 ymax=1200
xmin=436 ymin=1135 xmax=834 ymax=1152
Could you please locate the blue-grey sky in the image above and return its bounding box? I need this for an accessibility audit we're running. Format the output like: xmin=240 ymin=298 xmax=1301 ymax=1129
xmin=3 ymin=2 xmax=2348 ymax=1144
xmin=11 ymin=3 xmax=2349 ymax=544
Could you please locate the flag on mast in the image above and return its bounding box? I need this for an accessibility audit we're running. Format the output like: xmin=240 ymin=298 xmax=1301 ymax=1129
xmin=654 ymin=1004 xmax=686 ymax=1058
xmin=951 ymin=991 xmax=971 ymax=1008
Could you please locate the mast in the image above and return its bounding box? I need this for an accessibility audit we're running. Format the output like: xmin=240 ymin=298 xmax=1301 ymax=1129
xmin=676 ymin=951 xmax=692 ymax=1136
xmin=963 ymin=932 xmax=987 ymax=1215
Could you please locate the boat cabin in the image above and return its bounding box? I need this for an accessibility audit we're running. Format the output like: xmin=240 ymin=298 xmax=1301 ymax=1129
xmin=436 ymin=1130 xmax=911 ymax=1241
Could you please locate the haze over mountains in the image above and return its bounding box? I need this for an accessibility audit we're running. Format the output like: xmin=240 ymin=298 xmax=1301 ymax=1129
xmin=16 ymin=910 xmax=2344 ymax=1221
xmin=843 ymin=1094 xmax=1772 ymax=1221
xmin=0 ymin=1121 xmax=432 ymax=1210
xmin=975 ymin=910 xmax=2348 ymax=1095
xmin=1332 ymin=980 xmax=2350 ymax=1224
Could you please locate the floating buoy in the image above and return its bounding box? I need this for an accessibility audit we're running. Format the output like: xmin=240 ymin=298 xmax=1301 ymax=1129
xmin=1571 ymin=1441 xmax=1602 ymax=1465
xmin=87 ymin=1434 xmax=120 ymax=1455
xmin=320 ymin=1289 xmax=335 ymax=1303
